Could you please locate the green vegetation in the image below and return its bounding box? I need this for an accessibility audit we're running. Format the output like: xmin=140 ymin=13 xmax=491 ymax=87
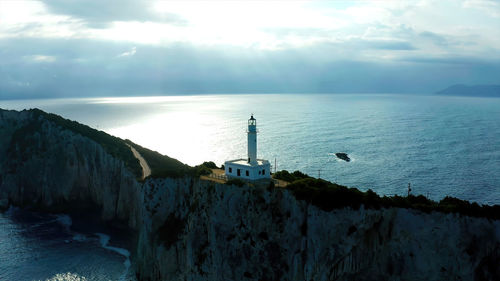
xmin=200 ymin=161 xmax=218 ymax=169
xmin=273 ymin=170 xmax=312 ymax=182
xmin=284 ymin=175 xmax=500 ymax=220
xmin=125 ymin=141 xmax=218 ymax=178
xmin=8 ymin=117 xmax=46 ymax=161
xmin=124 ymin=140 xmax=192 ymax=178
xmin=192 ymin=164 xmax=212 ymax=177
xmin=192 ymin=161 xmax=217 ymax=177
xmin=10 ymin=108 xmax=218 ymax=180
xmin=9 ymin=109 xmax=143 ymax=178
xmin=10 ymin=109 xmax=215 ymax=180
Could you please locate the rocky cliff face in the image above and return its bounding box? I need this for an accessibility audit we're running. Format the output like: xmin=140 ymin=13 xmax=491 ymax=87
xmin=0 ymin=109 xmax=142 ymax=227
xmin=1 ymin=109 xmax=499 ymax=281
xmin=135 ymin=178 xmax=500 ymax=281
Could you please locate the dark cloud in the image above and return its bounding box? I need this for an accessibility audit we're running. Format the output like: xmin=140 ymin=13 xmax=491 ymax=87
xmin=362 ymin=40 xmax=416 ymax=50
xmin=419 ymin=31 xmax=450 ymax=46
xmin=315 ymin=39 xmax=417 ymax=51
xmin=261 ymin=27 xmax=417 ymax=50
xmin=0 ymin=38 xmax=499 ymax=99
xmin=398 ymin=55 xmax=499 ymax=65
xmin=41 ymin=0 xmax=188 ymax=28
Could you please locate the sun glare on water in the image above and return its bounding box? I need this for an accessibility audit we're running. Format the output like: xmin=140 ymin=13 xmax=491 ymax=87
xmin=101 ymin=96 xmax=236 ymax=166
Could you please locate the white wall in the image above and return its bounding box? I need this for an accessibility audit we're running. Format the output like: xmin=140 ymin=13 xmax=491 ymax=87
xmin=225 ymin=163 xmax=270 ymax=180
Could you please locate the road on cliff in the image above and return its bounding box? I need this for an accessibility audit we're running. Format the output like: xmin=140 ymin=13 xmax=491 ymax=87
xmin=127 ymin=144 xmax=151 ymax=179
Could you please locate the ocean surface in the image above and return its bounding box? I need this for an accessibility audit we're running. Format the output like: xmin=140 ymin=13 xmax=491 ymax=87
xmin=0 ymin=207 xmax=134 ymax=281
xmin=1 ymin=93 xmax=500 ymax=280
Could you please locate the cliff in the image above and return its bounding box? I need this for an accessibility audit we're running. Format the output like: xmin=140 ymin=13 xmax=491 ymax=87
xmin=135 ymin=178 xmax=500 ymax=281
xmin=1 ymin=108 xmax=499 ymax=281
xmin=0 ymin=108 xmax=143 ymax=226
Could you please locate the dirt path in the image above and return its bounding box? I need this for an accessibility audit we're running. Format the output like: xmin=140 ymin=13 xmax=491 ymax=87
xmin=200 ymin=168 xmax=227 ymax=184
xmin=127 ymin=144 xmax=151 ymax=179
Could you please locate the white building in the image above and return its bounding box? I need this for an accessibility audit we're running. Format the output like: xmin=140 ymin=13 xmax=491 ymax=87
xmin=225 ymin=115 xmax=271 ymax=180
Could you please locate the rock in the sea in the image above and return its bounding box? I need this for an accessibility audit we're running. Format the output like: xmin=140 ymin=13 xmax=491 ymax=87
xmin=335 ymin=152 xmax=351 ymax=162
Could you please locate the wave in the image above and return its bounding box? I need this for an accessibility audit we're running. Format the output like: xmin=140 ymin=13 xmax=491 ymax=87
xmin=53 ymin=214 xmax=89 ymax=242
xmin=72 ymin=233 xmax=87 ymax=242
xmin=40 ymin=272 xmax=88 ymax=281
xmin=55 ymin=214 xmax=72 ymax=232
xmin=95 ymin=233 xmax=131 ymax=281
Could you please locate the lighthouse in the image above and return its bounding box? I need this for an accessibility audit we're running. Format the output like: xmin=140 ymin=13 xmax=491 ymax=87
xmin=225 ymin=115 xmax=271 ymax=180
xmin=247 ymin=114 xmax=257 ymax=164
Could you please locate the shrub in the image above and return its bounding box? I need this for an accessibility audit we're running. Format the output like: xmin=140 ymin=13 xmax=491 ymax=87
xmin=193 ymin=165 xmax=212 ymax=176
xmin=12 ymin=109 xmax=143 ymax=178
xmin=124 ymin=140 xmax=191 ymax=178
xmin=285 ymin=173 xmax=500 ymax=220
xmin=201 ymin=161 xmax=218 ymax=169
xmin=273 ymin=170 xmax=312 ymax=182
xmin=21 ymin=109 xmax=193 ymax=180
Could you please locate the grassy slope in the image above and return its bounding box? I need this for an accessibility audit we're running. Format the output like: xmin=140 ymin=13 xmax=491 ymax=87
xmin=27 ymin=109 xmax=144 ymax=178
xmin=7 ymin=108 xmax=192 ymax=180
xmin=124 ymin=140 xmax=193 ymax=178
xmin=10 ymin=108 xmax=209 ymax=180
xmin=274 ymin=170 xmax=500 ymax=220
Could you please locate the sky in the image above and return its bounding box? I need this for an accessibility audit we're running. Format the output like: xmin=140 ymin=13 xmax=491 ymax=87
xmin=0 ymin=0 xmax=499 ymax=99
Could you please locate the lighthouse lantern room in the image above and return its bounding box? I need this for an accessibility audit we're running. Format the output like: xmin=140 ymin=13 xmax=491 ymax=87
xmin=225 ymin=115 xmax=271 ymax=180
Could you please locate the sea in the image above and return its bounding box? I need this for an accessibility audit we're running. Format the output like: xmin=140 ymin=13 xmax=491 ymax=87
xmin=1 ymin=93 xmax=500 ymax=280
xmin=0 ymin=207 xmax=134 ymax=281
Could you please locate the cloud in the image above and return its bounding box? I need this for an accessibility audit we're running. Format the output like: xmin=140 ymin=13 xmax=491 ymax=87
xmin=463 ymin=0 xmax=500 ymax=18
xmin=260 ymin=27 xmax=337 ymax=39
xmin=25 ymin=55 xmax=57 ymax=63
xmin=398 ymin=55 xmax=498 ymax=65
xmin=1 ymin=38 xmax=499 ymax=100
xmin=418 ymin=31 xmax=450 ymax=46
xmin=40 ymin=0 xmax=188 ymax=28
xmin=1 ymin=1 xmax=499 ymax=99
xmin=117 ymin=47 xmax=137 ymax=57
xmin=360 ymin=39 xmax=416 ymax=50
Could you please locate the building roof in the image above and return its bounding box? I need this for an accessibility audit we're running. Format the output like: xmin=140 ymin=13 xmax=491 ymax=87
xmin=225 ymin=158 xmax=270 ymax=167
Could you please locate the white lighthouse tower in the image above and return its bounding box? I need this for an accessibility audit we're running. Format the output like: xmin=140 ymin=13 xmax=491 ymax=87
xmin=247 ymin=115 xmax=257 ymax=164
xmin=225 ymin=115 xmax=271 ymax=180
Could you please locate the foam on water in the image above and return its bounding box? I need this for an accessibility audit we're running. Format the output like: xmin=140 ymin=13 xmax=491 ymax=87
xmin=55 ymin=214 xmax=72 ymax=232
xmin=0 ymin=209 xmax=134 ymax=281
xmin=72 ymin=233 xmax=87 ymax=242
xmin=95 ymin=233 xmax=131 ymax=281
xmin=41 ymin=272 xmax=88 ymax=281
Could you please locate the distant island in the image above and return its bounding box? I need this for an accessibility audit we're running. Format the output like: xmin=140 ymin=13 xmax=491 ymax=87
xmin=435 ymin=84 xmax=500 ymax=97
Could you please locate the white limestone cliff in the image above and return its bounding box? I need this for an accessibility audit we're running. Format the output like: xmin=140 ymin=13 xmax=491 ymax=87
xmin=0 ymin=109 xmax=142 ymax=227
xmin=134 ymin=178 xmax=500 ymax=281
